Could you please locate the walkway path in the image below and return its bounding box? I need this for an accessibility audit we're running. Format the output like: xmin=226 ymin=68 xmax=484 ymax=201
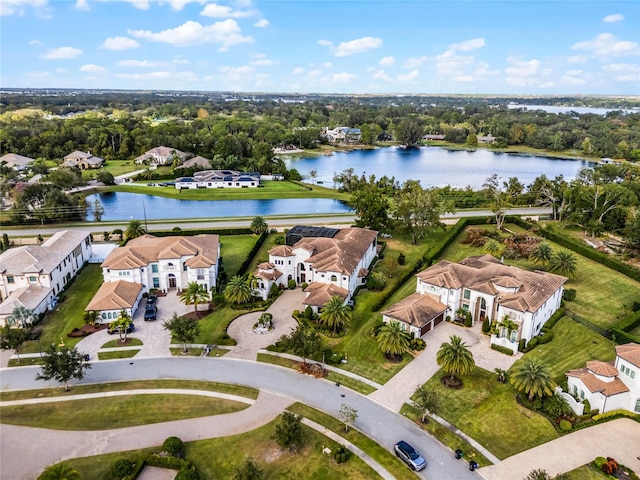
xmin=478 ymin=418 xmax=640 ymax=479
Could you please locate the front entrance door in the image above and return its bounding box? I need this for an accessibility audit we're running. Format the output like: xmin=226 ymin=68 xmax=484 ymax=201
xmin=168 ymin=274 xmax=177 ymax=289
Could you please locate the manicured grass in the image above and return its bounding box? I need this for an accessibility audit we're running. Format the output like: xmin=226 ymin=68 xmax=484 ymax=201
xmin=438 ymin=224 xmax=640 ymax=328
xmin=245 ymin=232 xmax=280 ymax=272
xmin=220 ymin=234 xmax=261 ymax=277
xmin=69 ymin=418 xmax=378 ymax=480
xmin=21 ymin=264 xmax=103 ymax=353
xmin=399 ymin=403 xmax=492 ymax=467
xmin=0 ymin=394 xmax=249 ymax=430
xmin=256 ymin=353 xmax=377 ymax=395
xmin=515 ymin=316 xmax=616 ymax=383
xmin=565 ymin=464 xmax=610 ymax=480
xmin=195 ymin=305 xmax=249 ymax=345
xmin=422 ymin=367 xmax=558 ymax=459
xmin=169 ymin=347 xmax=229 ymax=357
xmin=101 ymin=338 xmax=143 ymax=348
xmin=81 ymin=159 xmax=139 ymax=179
xmin=287 ymin=403 xmax=416 ymax=480
xmin=98 ymin=350 xmax=139 ymax=360
xmin=8 ymin=357 xmax=44 ymax=367
xmin=105 ymin=180 xmax=349 ymax=201
xmin=0 ymin=380 xmax=259 ymax=402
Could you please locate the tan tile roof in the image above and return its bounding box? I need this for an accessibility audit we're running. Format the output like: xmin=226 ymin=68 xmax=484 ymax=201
xmin=1 ymin=153 xmax=35 ymax=167
xmin=102 ymin=234 xmax=219 ymax=270
xmin=268 ymin=245 xmax=295 ymax=257
xmin=64 ymin=150 xmax=93 ymax=160
xmin=0 ymin=230 xmax=90 ymax=275
xmin=253 ymin=264 xmax=282 ymax=281
xmin=567 ymin=367 xmax=629 ymax=396
xmin=85 ymin=280 xmax=142 ymax=311
xmin=416 ymin=254 xmax=567 ymax=313
xmin=303 ymin=283 xmax=349 ymax=307
xmin=181 ymin=156 xmax=211 ymax=168
xmin=616 ymin=343 xmax=640 ymax=368
xmin=382 ymin=292 xmax=448 ymax=328
xmin=586 ymin=360 xmax=618 ymax=377
xmin=0 ymin=285 xmax=51 ymax=315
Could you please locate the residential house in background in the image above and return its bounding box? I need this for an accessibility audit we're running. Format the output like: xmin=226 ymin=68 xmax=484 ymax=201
xmin=175 ymin=170 xmax=260 ymax=189
xmin=323 ymin=126 xmax=362 ymax=144
xmin=63 ymin=151 xmax=105 ymax=169
xmin=91 ymin=234 xmax=220 ymax=323
xmin=253 ymin=226 xmax=377 ymax=310
xmin=135 ymin=146 xmax=188 ymax=166
xmin=1 ymin=153 xmax=35 ymax=171
xmin=566 ymin=343 xmax=640 ymax=414
xmin=382 ymin=255 xmax=566 ymax=347
xmin=477 ymin=134 xmax=497 ymax=144
xmin=0 ymin=230 xmax=93 ymax=326
xmin=178 ymin=156 xmax=211 ymax=170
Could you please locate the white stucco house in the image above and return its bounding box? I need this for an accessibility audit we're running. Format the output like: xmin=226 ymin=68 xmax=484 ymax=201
xmin=567 ymin=343 xmax=640 ymax=414
xmin=135 ymin=146 xmax=188 ymax=166
xmin=252 ymin=226 xmax=378 ymax=310
xmin=89 ymin=234 xmax=220 ymax=323
xmin=175 ymin=170 xmax=260 ymax=189
xmin=382 ymin=255 xmax=567 ymax=345
xmin=63 ymin=151 xmax=104 ymax=169
xmin=323 ymin=126 xmax=361 ymax=143
xmin=0 ymin=230 xmax=93 ymax=326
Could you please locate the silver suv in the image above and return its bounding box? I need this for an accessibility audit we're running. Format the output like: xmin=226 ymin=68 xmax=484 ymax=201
xmin=394 ymin=440 xmax=426 ymax=471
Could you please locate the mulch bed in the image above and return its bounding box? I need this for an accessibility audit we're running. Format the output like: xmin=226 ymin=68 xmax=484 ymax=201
xmin=440 ymin=375 xmax=463 ymax=389
xmin=67 ymin=324 xmax=108 ymax=338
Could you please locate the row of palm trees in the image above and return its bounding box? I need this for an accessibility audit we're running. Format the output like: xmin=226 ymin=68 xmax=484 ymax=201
xmin=484 ymin=239 xmax=578 ymax=279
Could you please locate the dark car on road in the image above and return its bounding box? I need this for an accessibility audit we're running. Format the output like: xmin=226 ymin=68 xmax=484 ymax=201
xmin=108 ymin=323 xmax=135 ymax=335
xmin=394 ymin=440 xmax=426 ymax=471
xmin=144 ymin=305 xmax=157 ymax=321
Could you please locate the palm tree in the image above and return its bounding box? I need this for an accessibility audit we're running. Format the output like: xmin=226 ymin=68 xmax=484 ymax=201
xmin=180 ymin=281 xmax=209 ymax=317
xmin=436 ymin=335 xmax=475 ymax=381
xmin=483 ymin=239 xmax=503 ymax=258
xmin=250 ymin=216 xmax=269 ymax=234
xmin=224 ymin=275 xmax=253 ymax=305
xmin=376 ymin=321 xmax=411 ymax=358
xmin=102 ymin=231 xmax=111 ymax=242
xmin=319 ymin=295 xmax=351 ymax=334
xmin=510 ymin=358 xmax=556 ymax=401
xmin=113 ymin=309 xmax=133 ymax=343
xmin=83 ymin=310 xmax=100 ymax=326
xmin=529 ymin=242 xmax=553 ymax=267
xmin=37 ymin=461 xmax=81 ymax=480
xmin=549 ymin=250 xmax=577 ymax=279
xmin=125 ymin=219 xmax=146 ymax=240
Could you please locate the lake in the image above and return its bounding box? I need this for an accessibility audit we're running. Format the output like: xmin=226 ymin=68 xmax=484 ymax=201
xmin=85 ymin=192 xmax=352 ymax=221
xmin=285 ymin=146 xmax=591 ymax=189
xmin=506 ymin=105 xmax=638 ymax=115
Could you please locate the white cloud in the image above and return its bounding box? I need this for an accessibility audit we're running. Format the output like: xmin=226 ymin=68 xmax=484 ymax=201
xmin=0 ymin=0 xmax=47 ymax=16
xmin=379 ymin=56 xmax=395 ymax=67
xmin=404 ymin=56 xmax=427 ymax=68
xmin=75 ymin=0 xmax=89 ymax=11
xmin=292 ymin=67 xmax=304 ymax=75
xmin=308 ymin=69 xmax=322 ymax=78
xmin=25 ymin=70 xmax=50 ymax=77
xmin=323 ymin=62 xmax=332 ymax=68
xmin=450 ymin=37 xmax=485 ymax=51
xmin=115 ymin=71 xmax=173 ymax=80
xmin=40 ymin=46 xmax=83 ymax=60
xmin=505 ymin=56 xmax=552 ymax=87
xmin=129 ymin=19 xmax=253 ymax=50
xmin=101 ymin=36 xmax=140 ymax=51
xmin=318 ymin=39 xmax=333 ymax=47
xmin=117 ymin=59 xmax=160 ymax=67
xmin=372 ymin=69 xmax=391 ymax=81
xmin=334 ymin=36 xmax=382 ymax=57
xmin=165 ymin=0 xmax=206 ymax=11
xmin=567 ymin=55 xmax=588 ymax=64
xmin=602 ymin=62 xmax=640 ymax=82
xmin=397 ymin=70 xmax=419 ymax=82
xmin=29 ymin=39 xmax=42 ymax=46
xmin=200 ymin=3 xmax=252 ymax=18
xmin=433 ymin=37 xmax=494 ymax=83
xmin=250 ymin=58 xmax=278 ymax=66
xmin=80 ymin=64 xmax=107 ymax=73
xmin=572 ymin=33 xmax=639 ymax=58
xmin=331 ymin=72 xmax=355 ymax=83
xmin=254 ymin=19 xmax=269 ymax=28
xmin=218 ymin=65 xmax=255 ymax=80
xmin=123 ymin=0 xmax=150 ymax=10
xmin=603 ymin=14 xmax=623 ymax=22
xmin=559 ymin=72 xmax=587 ymax=86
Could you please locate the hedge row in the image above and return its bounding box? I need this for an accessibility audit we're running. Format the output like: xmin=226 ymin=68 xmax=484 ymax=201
xmin=490 ymin=344 xmax=514 ymax=356
xmin=237 ymin=230 xmax=268 ymax=277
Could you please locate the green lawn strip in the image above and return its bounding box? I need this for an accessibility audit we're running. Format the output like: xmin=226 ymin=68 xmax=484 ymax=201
xmin=8 ymin=357 xmax=45 ymax=367
xmin=21 ymin=264 xmax=103 ymax=354
xmin=101 ymin=338 xmax=143 ymax=348
xmin=438 ymin=224 xmax=640 ymax=328
xmin=399 ymin=403 xmax=492 ymax=467
xmin=0 ymin=380 xmax=259 ymax=402
xmin=98 ymin=350 xmax=139 ymax=360
xmin=195 ymin=305 xmax=251 ymax=345
xmin=219 ymin=234 xmax=261 ymax=277
xmin=245 ymin=232 xmax=280 ymax=273
xmin=105 ymin=180 xmax=349 ymax=201
xmin=68 ymin=419 xmax=377 ymax=480
xmin=564 ymin=464 xmax=610 ymax=480
xmin=287 ymin=403 xmax=416 ymax=480
xmin=81 ymin=159 xmax=139 ymax=178
xmin=423 ymin=367 xmax=558 ymax=459
xmin=255 ymin=353 xmax=376 ymax=395
xmin=169 ymin=347 xmax=229 ymax=357
xmin=515 ymin=316 xmax=616 ymax=383
xmin=0 ymin=394 xmax=249 ymax=430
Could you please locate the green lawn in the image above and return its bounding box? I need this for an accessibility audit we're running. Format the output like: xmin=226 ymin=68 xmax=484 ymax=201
xmin=0 ymin=380 xmax=259 ymax=402
xmin=101 ymin=338 xmax=143 ymax=348
xmin=69 ymin=418 xmax=378 ymax=480
xmin=245 ymin=232 xmax=280 ymax=272
xmin=21 ymin=264 xmax=103 ymax=353
xmin=194 ymin=305 xmax=249 ymax=345
xmin=81 ymin=159 xmax=139 ymax=179
xmin=514 ymin=316 xmax=616 ymax=383
xmin=565 ymin=464 xmax=610 ymax=480
xmin=439 ymin=224 xmax=640 ymax=328
xmin=220 ymin=234 xmax=261 ymax=277
xmin=98 ymin=350 xmax=139 ymax=360
xmin=422 ymin=367 xmax=558 ymax=459
xmin=0 ymin=394 xmax=248 ymax=430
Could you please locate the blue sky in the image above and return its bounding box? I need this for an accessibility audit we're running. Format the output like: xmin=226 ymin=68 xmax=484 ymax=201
xmin=1 ymin=0 xmax=639 ymax=95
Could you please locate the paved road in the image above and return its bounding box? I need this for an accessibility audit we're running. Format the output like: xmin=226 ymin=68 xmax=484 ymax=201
xmin=0 ymin=358 xmax=480 ymax=480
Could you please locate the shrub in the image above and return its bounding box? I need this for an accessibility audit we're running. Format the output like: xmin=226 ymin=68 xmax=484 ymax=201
xmin=304 ymin=306 xmax=314 ymax=320
xmin=111 ymin=459 xmax=135 ymax=479
xmin=558 ymin=419 xmax=572 ymax=432
xmin=538 ymin=329 xmax=554 ymax=344
xmin=162 ymin=436 xmax=184 ymax=457
xmin=527 ymin=337 xmax=539 ymax=349
xmin=562 ymin=288 xmax=577 ymax=301
xmin=371 ymin=319 xmax=385 ymax=337
xmin=366 ymin=272 xmax=387 ymax=291
xmin=592 ymin=409 xmax=640 ymax=422
xmin=175 ymin=467 xmax=200 ymax=480
xmin=464 ymin=313 xmax=473 ymax=327
xmin=410 ymin=338 xmax=426 ymax=351
xmin=583 ymin=399 xmax=591 ymax=414
xmin=601 ymin=457 xmax=619 ymax=475
xmin=633 ymin=301 xmax=640 ymax=312
xmin=333 ymin=445 xmax=351 ymax=464
xmin=301 ymin=282 xmax=308 ymax=291
xmin=287 ymin=279 xmax=296 ymax=290
xmin=146 ymin=454 xmax=192 ymax=470
xmin=268 ymin=283 xmax=280 ymax=299
xmin=274 ymin=235 xmax=285 ymax=245
xmin=490 ymin=344 xmax=514 ymax=356
xmin=481 ymin=318 xmax=490 ymax=333
xmin=518 ymin=338 xmax=527 ymax=352
xmin=397 ymin=253 xmax=406 ymax=265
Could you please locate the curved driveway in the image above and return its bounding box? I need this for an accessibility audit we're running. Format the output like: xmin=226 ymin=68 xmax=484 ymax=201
xmin=0 ymin=358 xmax=478 ymax=480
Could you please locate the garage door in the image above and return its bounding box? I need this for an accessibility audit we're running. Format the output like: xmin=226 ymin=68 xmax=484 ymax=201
xmin=420 ymin=322 xmax=432 ymax=336
xmin=433 ymin=313 xmax=445 ymax=327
